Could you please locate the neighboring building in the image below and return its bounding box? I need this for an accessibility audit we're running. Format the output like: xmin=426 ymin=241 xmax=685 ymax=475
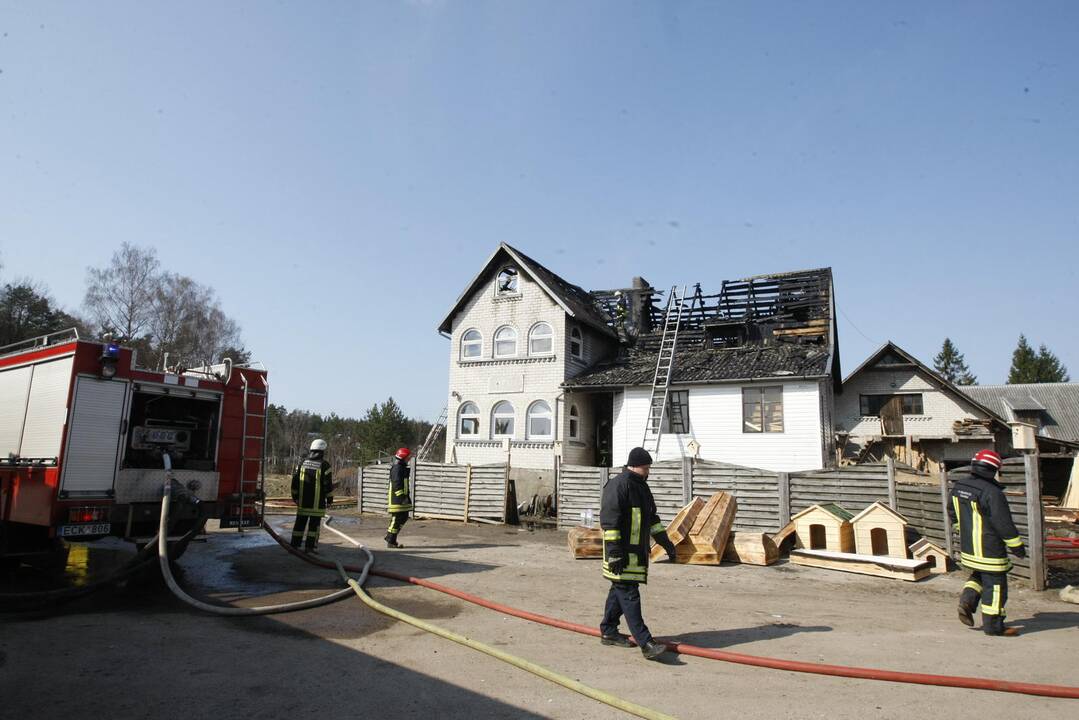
xmin=957 ymin=384 xmax=1079 ymax=446
xmin=438 ymin=244 xmax=842 ymax=474
xmin=836 ymin=342 xmax=1078 ymax=471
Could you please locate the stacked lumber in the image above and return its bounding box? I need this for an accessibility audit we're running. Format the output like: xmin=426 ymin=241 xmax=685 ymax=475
xmin=722 ymin=532 xmax=778 ymax=566
xmin=791 ymin=548 xmax=932 ymax=582
xmin=567 ymin=526 xmax=603 ymax=559
xmin=650 ymin=492 xmax=736 ymax=565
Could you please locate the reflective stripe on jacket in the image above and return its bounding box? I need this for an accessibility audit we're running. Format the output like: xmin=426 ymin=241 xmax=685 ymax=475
xmin=948 ymin=473 xmax=1024 ymax=573
xmin=600 ymin=468 xmax=669 ymax=584
xmin=292 ymin=457 xmax=333 ymax=517
xmin=388 ymin=460 xmax=413 ymax=512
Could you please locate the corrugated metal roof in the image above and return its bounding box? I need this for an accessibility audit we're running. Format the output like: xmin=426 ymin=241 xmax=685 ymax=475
xmin=957 ymin=383 xmax=1079 ymax=443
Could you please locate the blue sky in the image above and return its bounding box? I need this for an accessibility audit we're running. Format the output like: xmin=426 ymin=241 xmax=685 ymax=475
xmin=2 ymin=1 xmax=1076 ymax=420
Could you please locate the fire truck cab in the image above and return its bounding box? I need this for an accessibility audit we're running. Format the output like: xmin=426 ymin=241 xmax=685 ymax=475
xmin=0 ymin=330 xmax=267 ymax=563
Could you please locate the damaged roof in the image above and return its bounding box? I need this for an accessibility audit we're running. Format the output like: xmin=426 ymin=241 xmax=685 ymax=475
xmin=566 ymin=267 xmax=841 ymax=388
xmin=437 ymin=243 xmax=617 ymax=338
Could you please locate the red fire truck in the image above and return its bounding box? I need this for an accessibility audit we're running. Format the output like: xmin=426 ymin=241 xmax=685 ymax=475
xmin=0 ymin=330 xmax=267 ymax=564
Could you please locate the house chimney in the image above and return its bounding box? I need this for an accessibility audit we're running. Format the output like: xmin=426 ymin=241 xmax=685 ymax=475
xmin=627 ymin=277 xmax=654 ymax=337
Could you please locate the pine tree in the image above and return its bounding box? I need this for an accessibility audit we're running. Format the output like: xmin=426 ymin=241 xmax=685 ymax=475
xmin=933 ymin=338 xmax=977 ymax=385
xmin=1008 ymin=335 xmax=1070 ymax=383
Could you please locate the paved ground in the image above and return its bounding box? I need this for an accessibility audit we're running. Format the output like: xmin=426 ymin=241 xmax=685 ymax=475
xmin=2 ymin=513 xmax=1078 ymax=720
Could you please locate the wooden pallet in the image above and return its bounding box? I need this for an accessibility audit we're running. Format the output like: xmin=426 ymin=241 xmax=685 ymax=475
xmin=567 ymin=526 xmax=603 ymax=559
xmin=723 ymin=532 xmax=778 ymax=566
xmin=790 ymin=549 xmax=932 ymax=582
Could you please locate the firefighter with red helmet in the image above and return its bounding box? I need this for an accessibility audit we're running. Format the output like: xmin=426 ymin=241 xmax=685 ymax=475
xmin=386 ymin=447 xmax=413 ymax=548
xmin=291 ymin=439 xmax=334 ymax=552
xmin=949 ymin=449 xmax=1026 ymax=636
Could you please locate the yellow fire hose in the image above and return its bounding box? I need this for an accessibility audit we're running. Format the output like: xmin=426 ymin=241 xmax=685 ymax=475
xmin=319 ymin=520 xmax=678 ymax=720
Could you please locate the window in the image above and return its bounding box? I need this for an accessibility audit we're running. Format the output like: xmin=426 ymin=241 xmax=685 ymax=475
xmin=529 ymin=322 xmax=553 ymax=355
xmin=664 ymin=390 xmax=690 ymax=434
xmin=568 ymin=405 xmax=580 ymax=440
xmin=859 ymin=394 xmax=924 ymax=416
xmin=527 ymin=401 xmax=553 ymax=440
xmin=494 ymin=326 xmax=517 ymax=358
xmin=491 ymin=401 xmax=515 ymax=438
xmin=458 ymin=402 xmax=479 ymax=437
xmin=496 ymin=267 xmax=519 ymax=294
xmin=461 ymin=329 xmax=482 ymax=360
xmin=743 ymin=386 xmax=784 ymax=433
xmin=569 ymin=327 xmax=583 ymax=359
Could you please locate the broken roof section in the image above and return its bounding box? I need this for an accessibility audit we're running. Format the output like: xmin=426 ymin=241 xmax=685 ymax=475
xmin=437 ymin=243 xmax=618 ymax=338
xmin=566 ymin=267 xmax=841 ymax=388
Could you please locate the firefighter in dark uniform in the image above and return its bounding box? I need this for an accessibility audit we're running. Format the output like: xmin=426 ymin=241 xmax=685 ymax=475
xmin=949 ymin=449 xmax=1026 ymax=636
xmin=599 ymin=447 xmax=677 ymax=660
xmin=291 ymin=439 xmax=334 ymax=552
xmin=385 ymin=447 xmax=412 ymax=548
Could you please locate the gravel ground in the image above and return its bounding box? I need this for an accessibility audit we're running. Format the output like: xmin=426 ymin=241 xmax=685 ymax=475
xmin=2 ymin=513 xmax=1078 ymax=720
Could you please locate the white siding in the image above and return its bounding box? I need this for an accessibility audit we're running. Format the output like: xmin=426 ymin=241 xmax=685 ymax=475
xmin=612 ymin=382 xmax=826 ymax=472
xmin=19 ymin=357 xmax=75 ymax=459
xmin=836 ymin=368 xmax=989 ymax=439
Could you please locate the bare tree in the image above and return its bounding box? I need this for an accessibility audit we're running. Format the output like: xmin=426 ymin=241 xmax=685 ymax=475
xmin=84 ymin=243 xmax=160 ymax=341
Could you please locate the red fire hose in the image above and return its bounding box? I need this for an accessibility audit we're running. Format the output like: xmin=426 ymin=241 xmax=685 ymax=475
xmin=263 ymin=522 xmax=1079 ymax=701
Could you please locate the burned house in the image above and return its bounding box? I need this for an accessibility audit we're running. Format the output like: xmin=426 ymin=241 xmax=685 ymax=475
xmin=437 ymin=243 xmax=842 ymax=474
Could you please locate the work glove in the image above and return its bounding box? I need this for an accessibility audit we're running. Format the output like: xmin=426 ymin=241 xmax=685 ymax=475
xmin=658 ymin=538 xmax=677 ymax=562
xmin=606 ymin=555 xmax=626 ymax=576
xmin=1010 ymin=545 xmax=1027 ymax=559
xmin=326 ymin=495 xmax=334 ymax=506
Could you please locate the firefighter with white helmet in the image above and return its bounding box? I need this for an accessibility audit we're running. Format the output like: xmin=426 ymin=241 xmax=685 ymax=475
xmin=386 ymin=447 xmax=413 ymax=548
xmin=290 ymin=438 xmax=334 ymax=552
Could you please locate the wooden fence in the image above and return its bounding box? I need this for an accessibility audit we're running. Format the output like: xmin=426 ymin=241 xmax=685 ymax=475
xmin=359 ymin=461 xmax=509 ymax=524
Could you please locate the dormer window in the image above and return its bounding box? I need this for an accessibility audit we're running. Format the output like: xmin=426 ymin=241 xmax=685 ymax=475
xmin=496 ymin=267 xmax=519 ymax=294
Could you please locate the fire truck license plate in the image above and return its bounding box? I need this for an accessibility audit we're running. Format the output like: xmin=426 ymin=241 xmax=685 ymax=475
xmin=59 ymin=523 xmax=111 ymax=537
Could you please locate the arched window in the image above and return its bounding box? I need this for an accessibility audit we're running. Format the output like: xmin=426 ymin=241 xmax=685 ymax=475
xmin=458 ymin=402 xmax=479 ymax=437
xmin=496 ymin=267 xmax=519 ymax=294
xmin=492 ymin=401 xmax=515 ymax=438
xmin=568 ymin=404 xmax=580 ymax=440
xmin=529 ymin=322 xmax=553 ymax=355
xmin=461 ymin=329 xmax=482 ymax=360
xmin=527 ymin=400 xmax=553 ymax=440
xmin=494 ymin=326 xmax=517 ymax=358
xmin=569 ymin=327 xmax=583 ymax=359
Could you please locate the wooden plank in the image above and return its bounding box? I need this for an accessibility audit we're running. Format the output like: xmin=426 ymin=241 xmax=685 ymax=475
xmin=649 ymin=497 xmax=705 ymax=561
xmin=567 ymin=526 xmax=603 ymax=559
xmin=673 ymin=538 xmax=723 ymax=565
xmin=723 ymin=532 xmax=778 ymax=566
xmin=770 ymin=520 xmax=798 ymax=553
xmin=1024 ymin=453 xmax=1046 ymax=591
xmin=791 ymin=549 xmax=932 ymax=582
xmin=778 ymin=471 xmax=790 ymax=525
xmin=688 ymin=492 xmax=737 ymax=556
xmin=938 ymin=466 xmax=954 ymax=559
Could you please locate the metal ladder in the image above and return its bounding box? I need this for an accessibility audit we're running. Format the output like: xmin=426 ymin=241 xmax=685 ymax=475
xmin=238 ymin=373 xmax=268 ymax=532
xmin=642 ymin=286 xmax=686 ymax=455
xmin=417 ymin=406 xmax=448 ymax=462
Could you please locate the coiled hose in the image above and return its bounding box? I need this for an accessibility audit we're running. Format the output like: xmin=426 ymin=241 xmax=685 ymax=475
xmin=264 ymin=519 xmax=1079 ymax=701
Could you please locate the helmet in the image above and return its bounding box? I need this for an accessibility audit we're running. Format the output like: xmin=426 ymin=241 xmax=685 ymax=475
xmin=971 ymin=449 xmax=1002 ymax=480
xmin=395 ymin=447 xmax=411 ymax=460
xmin=310 ymin=439 xmax=328 ymax=452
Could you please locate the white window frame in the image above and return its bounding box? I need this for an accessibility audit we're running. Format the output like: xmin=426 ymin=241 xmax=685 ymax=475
xmin=460 ymin=329 xmax=483 ymax=360
xmin=568 ymin=404 xmax=580 ymax=440
xmin=526 ymin=400 xmax=553 ymax=441
xmin=528 ymin=322 xmax=554 ymax=356
xmin=491 ymin=401 xmax=515 ymax=439
xmin=569 ymin=326 xmax=583 ymax=359
xmin=458 ymin=402 xmax=480 ymax=437
xmin=494 ymin=326 xmax=518 ymax=358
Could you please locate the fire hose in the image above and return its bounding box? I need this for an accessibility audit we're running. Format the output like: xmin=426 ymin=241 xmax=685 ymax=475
xmin=264 ymin=518 xmax=1079 ymax=701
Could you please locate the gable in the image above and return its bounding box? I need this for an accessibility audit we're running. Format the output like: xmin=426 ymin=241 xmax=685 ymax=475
xmin=851 ymin=501 xmax=908 ymax=526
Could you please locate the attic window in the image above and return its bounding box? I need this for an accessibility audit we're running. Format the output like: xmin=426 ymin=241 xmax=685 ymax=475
xmin=706 ymin=323 xmax=747 ymax=348
xmin=1013 ymin=409 xmax=1043 ymax=427
xmin=497 ymin=267 xmax=519 ymax=294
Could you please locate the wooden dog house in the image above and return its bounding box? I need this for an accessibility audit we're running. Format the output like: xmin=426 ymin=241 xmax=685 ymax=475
xmin=909 ymin=538 xmax=950 ymax=574
xmin=791 ymin=504 xmax=854 ymax=553
xmin=851 ymin=502 xmax=910 ymax=559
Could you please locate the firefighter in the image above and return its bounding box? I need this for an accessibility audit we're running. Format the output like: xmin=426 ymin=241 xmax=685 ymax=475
xmin=291 ymin=439 xmax=334 ymax=552
xmin=599 ymin=447 xmax=677 ymax=660
xmin=386 ymin=447 xmax=413 ymax=548
xmin=949 ymin=449 xmax=1026 ymax=636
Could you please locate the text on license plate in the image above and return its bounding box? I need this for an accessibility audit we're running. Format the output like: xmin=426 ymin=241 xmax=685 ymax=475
xmin=59 ymin=523 xmax=111 ymax=537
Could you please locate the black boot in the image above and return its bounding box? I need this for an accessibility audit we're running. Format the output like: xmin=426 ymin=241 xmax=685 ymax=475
xmin=600 ymin=633 xmax=633 ymax=648
xmin=640 ymin=640 xmax=667 ymax=660
xmin=385 ymin=534 xmax=403 ymax=549
xmin=957 ymin=602 xmax=975 ymax=627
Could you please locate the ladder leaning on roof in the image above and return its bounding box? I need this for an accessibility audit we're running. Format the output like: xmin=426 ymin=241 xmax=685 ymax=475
xmin=641 ymin=285 xmax=686 ymax=457
xmin=417 ymin=406 xmax=448 ymax=462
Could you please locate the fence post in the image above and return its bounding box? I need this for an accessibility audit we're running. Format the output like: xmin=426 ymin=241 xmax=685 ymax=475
xmin=682 ymin=455 xmax=693 ymax=505
xmin=778 ymin=472 xmax=791 ymax=525
xmin=1024 ymin=453 xmax=1047 ymax=591
xmin=357 ymin=466 xmax=364 ymax=513
xmin=464 ymin=464 xmax=472 ymax=523
xmin=939 ymin=467 xmax=954 ymax=559
xmin=886 ymin=456 xmax=897 ymax=510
